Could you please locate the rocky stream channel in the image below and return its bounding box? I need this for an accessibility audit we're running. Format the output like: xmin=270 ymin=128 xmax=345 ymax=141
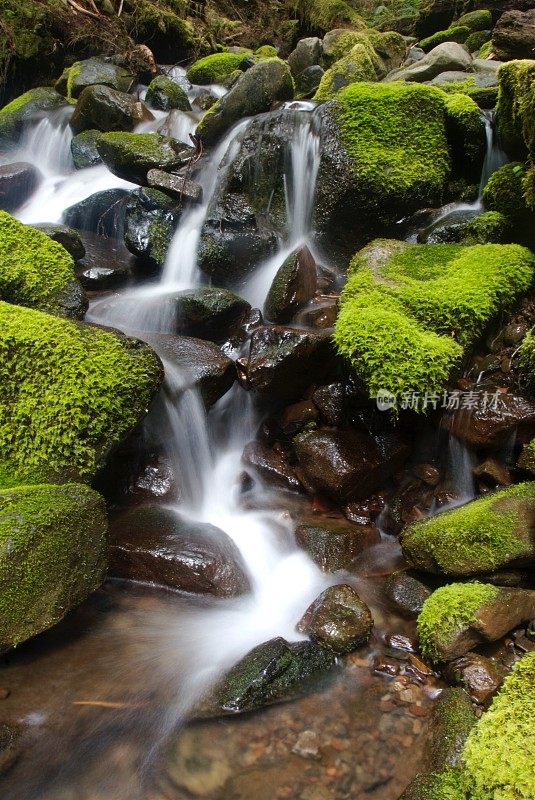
xmin=0 ymin=4 xmax=535 ymax=799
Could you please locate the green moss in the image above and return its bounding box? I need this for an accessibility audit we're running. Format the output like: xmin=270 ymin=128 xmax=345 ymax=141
xmin=0 ymin=211 xmax=84 ymax=318
xmin=314 ymin=42 xmax=378 ymax=100
xmin=443 ymin=92 xmax=486 ymax=173
xmin=419 ymin=25 xmax=470 ymax=52
xmin=496 ymin=60 xmax=535 ymax=161
xmin=417 ymin=582 xmax=499 ymax=662
xmin=524 ymin=164 xmax=535 ymax=211
xmin=457 ymin=9 xmax=492 ymax=32
xmin=0 ymin=482 xmax=107 ymax=650
xmin=518 ymin=437 xmax=535 ymax=473
xmin=297 ymin=0 xmax=366 ymax=32
xmin=520 ymin=326 xmax=535 ymax=389
xmin=334 ymin=242 xmax=534 ymax=401
xmin=427 ymin=689 xmax=477 ymax=772
xmin=462 ymin=651 xmax=535 ymax=800
xmin=460 ymin=211 xmax=511 ymax=245
xmin=254 ymin=45 xmax=278 ymax=59
xmin=400 ymin=770 xmax=466 ymax=800
xmin=435 ymin=77 xmax=498 ymax=109
xmin=96 ymin=131 xmax=186 ymax=183
xmin=0 ymin=301 xmax=162 ymax=487
xmin=146 ymin=75 xmax=191 ymax=111
xmin=483 ymin=162 xmax=530 ymax=222
xmin=186 ymin=52 xmax=247 ymax=85
xmin=402 ymin=482 xmax=535 ymax=575
xmin=478 ymin=40 xmax=492 ymax=59
xmin=126 ymin=0 xmax=194 ymax=62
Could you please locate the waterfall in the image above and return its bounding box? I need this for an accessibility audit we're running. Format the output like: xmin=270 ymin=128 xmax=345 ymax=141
xmin=16 ymin=107 xmax=74 ymax=177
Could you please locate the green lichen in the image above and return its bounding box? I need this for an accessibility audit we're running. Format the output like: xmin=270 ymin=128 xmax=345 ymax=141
xmin=334 ymin=242 xmax=534 ymax=401
xmin=0 ymin=210 xmax=84 ymax=318
xmin=496 ymin=60 xmax=535 ymax=161
xmin=0 ymin=301 xmax=162 ymax=487
xmin=186 ymin=52 xmax=247 ymax=85
xmin=417 ymin=582 xmax=499 ymax=663
xmin=419 ymin=25 xmax=470 ymax=52
xmin=402 ymin=483 xmax=535 ymax=575
xmin=462 ymin=651 xmax=535 ymax=800
xmin=96 ymin=131 xmax=186 ymax=183
xmin=0 ymin=482 xmax=107 ymax=650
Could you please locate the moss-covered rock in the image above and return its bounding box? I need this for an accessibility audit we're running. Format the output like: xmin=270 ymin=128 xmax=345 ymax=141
xmin=124 ymin=187 xmax=181 ymax=267
xmin=254 ymin=45 xmax=278 ymax=59
xmin=0 ymin=87 xmax=67 ymax=145
xmin=402 ymin=482 xmax=535 ymax=576
xmin=314 ymin=41 xmax=380 ymax=100
xmin=55 ymin=57 xmax=134 ymax=101
xmin=186 ymin=52 xmax=248 ymax=85
xmin=145 ymin=75 xmax=191 ymax=111
xmin=496 ymin=59 xmax=535 ymax=161
xmin=419 ymin=25 xmax=471 ymax=53
xmin=464 ymin=31 xmax=491 ymax=53
xmin=425 ymin=688 xmax=477 ymax=773
xmin=70 ymin=84 xmax=149 ymax=135
xmin=430 ymin=73 xmax=498 ymax=109
xmin=459 ymin=211 xmax=511 ymax=245
xmin=400 ymin=770 xmax=466 ymax=800
xmin=0 ymin=482 xmax=107 ymax=651
xmin=0 ymin=301 xmax=163 ymax=488
xmin=297 ymin=0 xmax=366 ymax=33
xmin=456 ymin=9 xmax=492 ymax=33
xmin=0 ymin=211 xmax=86 ymax=318
xmin=483 ymin=161 xmax=528 ymax=219
xmin=96 ymin=131 xmax=191 ymax=184
xmin=71 ymin=129 xmax=102 ymax=170
xmin=520 ymin=324 xmax=535 ymax=390
xmin=461 ymin=650 xmax=535 ymax=800
xmin=443 ymin=92 xmax=486 ymax=179
xmin=333 ymin=240 xmax=534 ymax=402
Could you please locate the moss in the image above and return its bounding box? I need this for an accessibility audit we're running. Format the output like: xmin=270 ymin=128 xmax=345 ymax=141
xmin=0 ymin=86 xmax=66 ymax=143
xmin=126 ymin=0 xmax=194 ymax=63
xmin=297 ymin=0 xmax=366 ymax=33
xmin=520 ymin=326 xmax=535 ymax=389
xmin=518 ymin=437 xmax=535 ymax=473
xmin=145 ymin=75 xmax=190 ymax=111
xmin=457 ymin=9 xmax=492 ymax=32
xmin=96 ymin=131 xmax=186 ymax=183
xmin=443 ymin=92 xmax=486 ymax=175
xmin=0 ymin=301 xmax=162 ymax=487
xmin=419 ymin=25 xmax=471 ymax=52
xmin=435 ymin=77 xmax=498 ymax=109
xmin=314 ymin=42 xmax=378 ymax=100
xmin=402 ymin=482 xmax=535 ymax=575
xmin=478 ymin=40 xmax=492 ymax=59
xmin=334 ymin=241 xmax=534 ymax=401
xmin=186 ymin=52 xmax=247 ymax=85
xmin=464 ymin=31 xmax=490 ymax=53
xmin=0 ymin=482 xmax=107 ymax=650
xmin=417 ymin=582 xmax=499 ymax=663
xmin=496 ymin=60 xmax=535 ymax=161
xmin=427 ymin=689 xmax=477 ymax=772
xmin=483 ymin=162 xmax=530 ymax=222
xmin=400 ymin=770 xmax=466 ymax=800
xmin=462 ymin=651 xmax=535 ymax=800
xmin=254 ymin=45 xmax=278 ymax=59
xmin=0 ymin=211 xmax=85 ymax=318
xmin=460 ymin=211 xmax=511 ymax=245
xmin=524 ymin=164 xmax=535 ymax=211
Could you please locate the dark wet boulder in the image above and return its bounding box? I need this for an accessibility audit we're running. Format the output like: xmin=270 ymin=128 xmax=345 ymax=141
xmin=109 ymin=505 xmax=250 ymax=597
xmin=63 ymin=188 xmax=129 ymax=237
xmin=145 ymin=333 xmax=235 ymax=408
xmin=147 ymin=170 xmax=202 ymax=203
xmin=146 ymin=75 xmax=191 ymax=111
xmin=492 ymin=9 xmax=535 ymax=60
xmin=0 ymin=483 xmax=107 ymax=652
xmin=294 ymin=428 xmax=410 ymax=502
xmin=288 ymin=37 xmax=323 ymax=77
xmin=71 ymin=129 xmax=102 ymax=170
xmin=70 ymin=85 xmax=151 ymax=135
xmin=76 ymin=233 xmax=133 ymax=290
xmin=297 ymin=584 xmax=373 ymax=653
xmin=417 ymin=582 xmax=535 ymax=661
xmin=295 ymin=516 xmax=380 ymax=571
xmin=173 ymin=288 xmax=251 ymax=341
xmin=241 ymin=441 xmax=302 ymax=492
xmin=212 ymin=636 xmax=335 ymax=714
xmin=242 ymin=325 xmax=334 ymax=402
xmin=444 ymin=652 xmax=506 ymax=704
xmin=402 ymin=482 xmax=535 ymax=577
xmin=384 ymin=571 xmax=432 ymax=617
xmin=196 ymin=58 xmax=294 ymax=146
xmin=124 ymin=187 xmax=181 ymax=267
xmin=0 ymin=87 xmax=68 ymax=145
xmin=0 ymin=162 xmax=40 ymax=212
xmin=264 ymin=246 xmax=317 ymax=323
xmin=441 ymin=391 xmax=535 ymax=448
xmin=96 ymin=132 xmax=192 ymax=185
xmin=32 ymin=223 xmax=85 ymax=261
xmin=55 ymin=57 xmax=135 ymax=99
xmin=423 ymin=688 xmax=476 ymax=771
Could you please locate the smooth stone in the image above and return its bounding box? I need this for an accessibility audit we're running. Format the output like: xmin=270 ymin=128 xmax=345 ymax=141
xmin=70 ymin=85 xmax=152 ymax=134
xmin=423 ymin=688 xmax=477 ymax=772
xmin=123 ymin=187 xmax=181 ymax=267
xmin=384 ymin=571 xmax=432 ymax=617
xmin=32 ymin=223 xmax=85 ymax=260
xmin=96 ymin=132 xmax=192 ymax=184
xmin=444 ymin=653 xmax=506 ymax=704
xmin=385 ymin=42 xmax=472 ymax=82
xmin=71 ymin=129 xmax=102 ymax=170
xmin=295 ymin=65 xmax=325 ymax=96
xmin=295 ymin=516 xmax=381 ymax=571
xmin=63 ymin=189 xmax=129 ymax=237
xmin=0 ymin=162 xmax=41 ymax=212
xmin=55 ymin=57 xmax=134 ymax=98
xmin=297 ymin=584 xmax=374 ymax=653
xmin=288 ymin=37 xmax=323 ymax=77
xmin=145 ymin=75 xmax=191 ymax=111
xmin=241 ymin=441 xmax=302 ymax=492
xmin=263 ymin=245 xmax=317 ymax=323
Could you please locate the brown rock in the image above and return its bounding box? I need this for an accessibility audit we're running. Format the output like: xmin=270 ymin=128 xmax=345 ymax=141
xmin=441 ymin=392 xmax=535 ymax=448
xmin=297 ymin=584 xmax=374 ymax=653
xmin=277 ymin=400 xmax=318 ymax=436
xmin=413 ymin=463 xmax=441 ymax=486
xmin=473 ymin=457 xmax=512 ymax=487
xmin=295 ymin=516 xmax=380 ymax=571
xmin=493 ymin=8 xmax=535 ymax=60
xmin=242 ymin=441 xmax=302 ymax=493
xmin=444 ymin=652 xmax=506 ymax=704
xmin=384 ymin=571 xmax=432 ymax=618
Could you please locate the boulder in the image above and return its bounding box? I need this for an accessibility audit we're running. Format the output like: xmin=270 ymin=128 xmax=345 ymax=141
xmin=423 ymin=688 xmax=477 ymax=772
xmin=385 ymin=42 xmax=472 ymax=83
xmin=70 ymin=85 xmax=151 ymax=135
xmin=295 ymin=65 xmax=324 ymax=96
xmin=71 ymin=129 xmax=102 ymax=170
xmin=196 ymin=58 xmax=294 ymax=146
xmin=186 ymin=52 xmax=248 ymax=85
xmin=417 ymin=582 xmax=535 ymax=661
xmin=288 ymin=37 xmax=323 ymax=77
xmin=63 ymin=188 xmax=130 ymax=237
xmin=55 ymin=57 xmax=134 ymax=99
xmin=294 ymin=428 xmax=410 ymax=502
xmin=241 ymin=441 xmax=301 ymax=492
xmin=314 ymin=42 xmax=379 ymax=101
xmin=0 ymin=483 xmax=107 ymax=651
xmin=96 ymin=132 xmax=192 ymax=184
xmin=145 ymin=75 xmax=191 ymax=111
xmin=0 ymin=211 xmax=86 ymax=318
xmin=147 ymin=169 xmax=202 ymax=203
xmin=384 ymin=571 xmax=432 ymax=617
xmin=430 ymin=71 xmax=499 ymax=109
xmin=173 ymin=288 xmax=250 ymax=341
xmin=109 ymin=506 xmax=250 ymax=597
xmin=123 ymin=187 xmax=181 ymax=267
xmin=297 ymin=584 xmax=374 ymax=653
xmin=264 ymin=246 xmax=317 ymax=323
xmin=0 ymin=87 xmax=67 ymax=145
xmin=0 ymin=302 xmax=163 ymax=487
xmin=31 ymin=223 xmax=85 ymax=261
xmin=441 ymin=391 xmax=535 ymax=448
xmin=0 ymin=162 xmax=40 ymax=212
xmin=243 ymin=325 xmax=334 ymax=402
xmin=492 ymin=9 xmax=535 ymax=61
xmin=444 ymin=652 xmax=506 ymax=704
xmin=401 ymin=482 xmax=535 ymax=577
xmin=295 ymin=516 xmax=380 ymax=571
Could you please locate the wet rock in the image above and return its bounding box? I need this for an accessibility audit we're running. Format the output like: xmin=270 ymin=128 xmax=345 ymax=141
xmin=277 ymin=400 xmax=319 ymax=436
xmin=96 ymin=132 xmax=192 ymax=185
xmin=242 ymin=441 xmax=301 ymax=492
xmin=192 ymin=90 xmax=218 ymax=112
xmin=444 ymin=653 xmax=506 ymax=704
xmin=441 ymin=392 xmax=535 ymax=448
xmin=264 ymin=246 xmax=317 ymax=323
xmin=70 ymin=85 xmax=151 ymax=135
xmin=294 ymin=428 xmax=410 ymax=502
xmin=124 ymin=187 xmax=181 ymax=268
xmin=413 ymin=463 xmax=441 ymax=486
xmin=145 ymin=75 xmax=191 ymax=111
xmin=196 ymin=58 xmax=294 ymax=146
xmin=297 ymin=584 xmax=373 ymax=653
xmin=173 ymin=288 xmax=250 ymax=341
xmin=0 ymin=162 xmax=41 ymax=212
xmin=473 ymin=457 xmax=512 ymax=487
xmin=243 ymin=326 xmax=334 ymax=401
xmin=55 ymin=57 xmax=134 ymax=99
xmin=63 ymin=188 xmax=129 ymax=237
xmin=0 ymin=87 xmax=68 ymax=146
xmin=385 ymin=42 xmax=472 ymax=83
xmin=384 ymin=571 xmax=432 ymax=617
xmin=212 ymin=636 xmax=335 ymax=714
xmin=430 ymin=70 xmax=499 ymax=107
xmin=423 ymin=688 xmax=476 ymax=771
xmin=288 ymin=37 xmax=323 ymax=77
xmin=71 ymin=129 xmax=102 ymax=170
xmin=32 ymin=223 xmax=85 ymax=261
xmin=109 ymin=506 xmax=250 ymax=597
xmin=292 ymin=729 xmax=321 ymax=760
xmin=493 ymin=9 xmax=535 ymax=61
xmin=295 ymin=65 xmax=325 ymax=97
xmin=312 ymin=382 xmax=349 ymax=426
xmin=76 ymin=233 xmax=133 ymax=289
xmin=147 ymin=169 xmax=202 ymax=203
xmin=295 ymin=516 xmax=380 ymax=571
xmin=145 ymin=333 xmax=235 ymax=408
